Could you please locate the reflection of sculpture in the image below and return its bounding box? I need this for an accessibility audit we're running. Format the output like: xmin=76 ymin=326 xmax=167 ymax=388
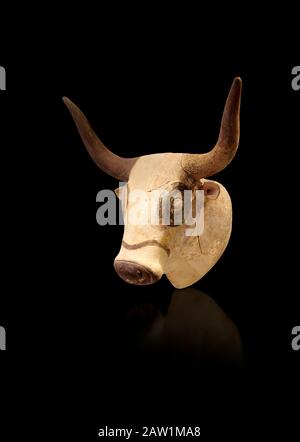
xmin=123 ymin=288 xmax=243 ymax=369
xmin=64 ymin=78 xmax=241 ymax=288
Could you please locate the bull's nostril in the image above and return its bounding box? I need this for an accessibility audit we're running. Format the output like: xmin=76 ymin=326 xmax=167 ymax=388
xmin=114 ymin=260 xmax=160 ymax=286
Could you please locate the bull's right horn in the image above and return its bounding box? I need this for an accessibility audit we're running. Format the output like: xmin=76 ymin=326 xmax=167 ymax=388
xmin=63 ymin=97 xmax=138 ymax=181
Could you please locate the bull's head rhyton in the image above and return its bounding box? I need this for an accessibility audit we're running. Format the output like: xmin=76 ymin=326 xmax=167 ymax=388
xmin=63 ymin=77 xmax=241 ymax=288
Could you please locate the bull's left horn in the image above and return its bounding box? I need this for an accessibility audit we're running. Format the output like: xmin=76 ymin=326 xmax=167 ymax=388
xmin=63 ymin=97 xmax=138 ymax=181
xmin=182 ymin=77 xmax=242 ymax=178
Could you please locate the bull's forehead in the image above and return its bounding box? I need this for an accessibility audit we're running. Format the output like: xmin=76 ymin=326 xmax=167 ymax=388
xmin=128 ymin=153 xmax=186 ymax=190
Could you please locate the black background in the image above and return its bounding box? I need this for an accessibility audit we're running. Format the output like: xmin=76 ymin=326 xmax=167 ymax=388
xmin=1 ymin=10 xmax=299 ymax=440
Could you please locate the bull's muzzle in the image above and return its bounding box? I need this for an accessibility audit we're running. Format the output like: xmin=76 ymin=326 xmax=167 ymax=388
xmin=114 ymin=260 xmax=161 ymax=285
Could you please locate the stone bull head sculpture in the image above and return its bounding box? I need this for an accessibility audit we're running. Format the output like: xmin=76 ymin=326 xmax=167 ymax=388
xmin=63 ymin=77 xmax=241 ymax=288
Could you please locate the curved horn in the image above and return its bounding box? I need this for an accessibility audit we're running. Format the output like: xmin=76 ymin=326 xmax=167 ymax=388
xmin=63 ymin=97 xmax=138 ymax=181
xmin=182 ymin=77 xmax=242 ymax=178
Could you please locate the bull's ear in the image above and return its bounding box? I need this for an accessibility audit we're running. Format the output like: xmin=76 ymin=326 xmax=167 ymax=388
xmin=203 ymin=182 xmax=220 ymax=199
xmin=114 ymin=187 xmax=121 ymax=199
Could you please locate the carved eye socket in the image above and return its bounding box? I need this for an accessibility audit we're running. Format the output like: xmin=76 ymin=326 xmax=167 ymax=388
xmin=159 ymin=190 xmax=185 ymax=226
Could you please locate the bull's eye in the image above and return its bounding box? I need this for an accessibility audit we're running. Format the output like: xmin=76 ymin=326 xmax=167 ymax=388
xmin=159 ymin=190 xmax=185 ymax=226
